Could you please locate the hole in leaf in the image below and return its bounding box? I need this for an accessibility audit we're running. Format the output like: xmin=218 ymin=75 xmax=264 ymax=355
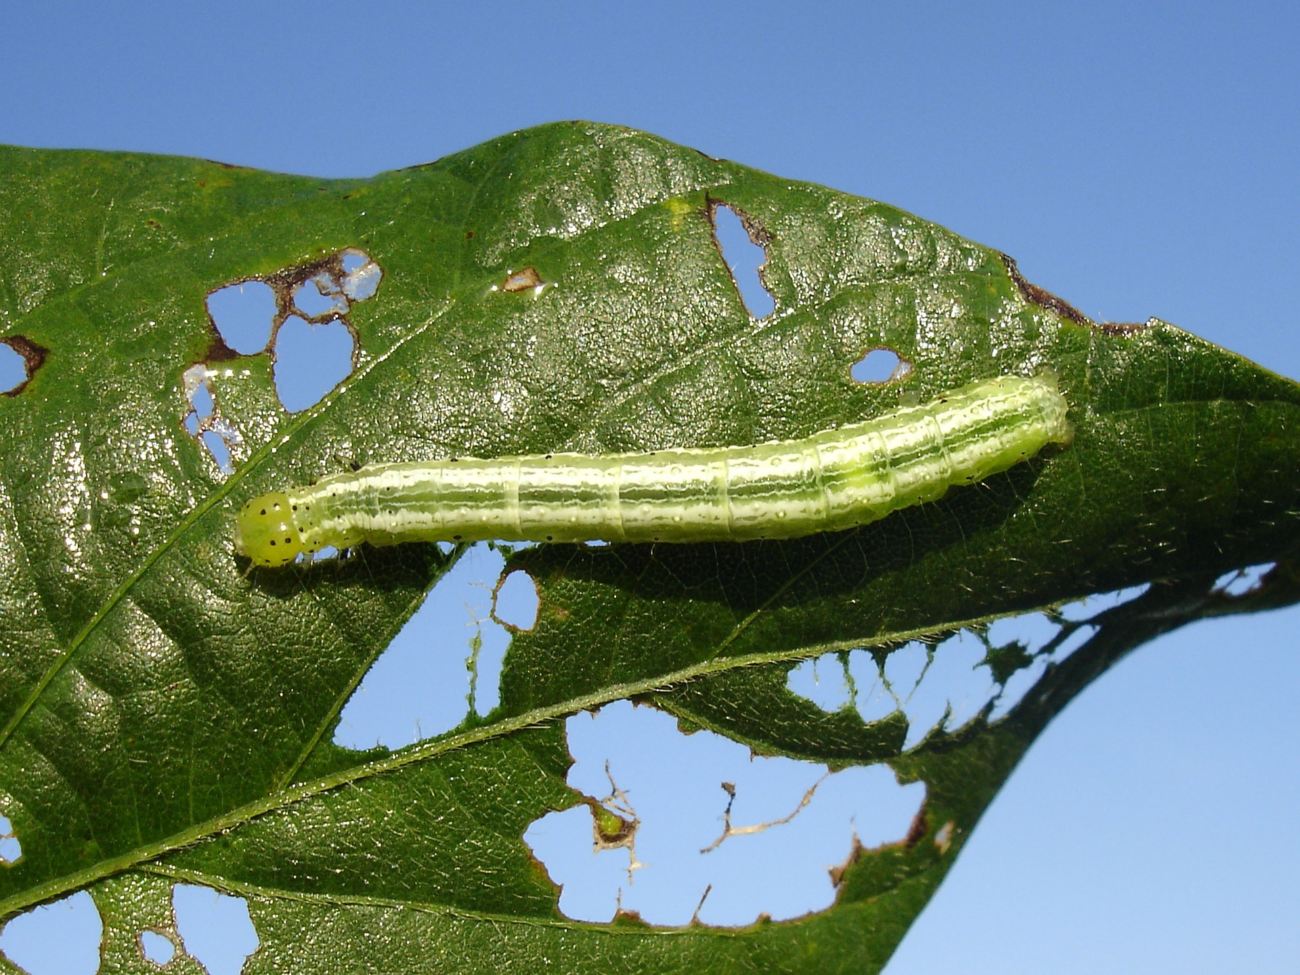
xmin=786 ymin=654 xmax=854 ymax=712
xmin=340 ymin=249 xmax=383 ymax=300
xmin=987 ymin=656 xmax=1048 ymax=721
xmin=297 ymin=544 xmax=341 ymax=566
xmin=934 ymin=820 xmax=956 ymax=854
xmin=0 ymin=891 xmax=102 ymax=975
xmin=710 ymin=203 xmax=775 ymax=318
xmin=0 ymin=815 xmax=22 ymax=865
xmin=983 ymin=612 xmax=1060 ymax=656
xmin=850 ymin=348 xmax=911 ymax=384
xmin=336 ymin=544 xmax=511 ymax=748
xmin=886 ymin=633 xmax=998 ymax=748
xmin=207 ymin=280 xmax=276 ymax=354
xmin=1057 ymin=583 xmax=1151 ymax=622
xmin=1213 ymin=562 xmax=1275 ymax=598
xmin=200 ymin=431 xmax=233 ymax=472
xmin=139 ymin=930 xmax=175 ymax=966
xmin=171 ymin=884 xmax=258 ymax=975
xmin=493 ymin=569 xmax=540 ymax=631
xmin=980 ymin=612 xmax=1060 ymax=684
xmin=0 ymin=342 xmax=26 ymax=394
xmin=189 ymin=380 xmax=214 ymax=420
xmin=181 ymin=364 xmax=242 ymax=474
xmin=788 ymin=631 xmax=1025 ymax=747
xmin=787 ymin=600 xmax=1149 ymax=745
xmin=0 ymin=336 xmax=45 ymax=395
xmin=293 ymin=275 xmax=348 ymax=319
xmin=524 ymin=702 xmax=925 ymax=926
xmin=272 ymin=316 xmax=356 ymax=413
xmin=1049 ymin=624 xmax=1096 ymax=664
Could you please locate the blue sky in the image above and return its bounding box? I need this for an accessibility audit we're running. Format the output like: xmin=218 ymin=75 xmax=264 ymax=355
xmin=3 ymin=2 xmax=1298 ymax=972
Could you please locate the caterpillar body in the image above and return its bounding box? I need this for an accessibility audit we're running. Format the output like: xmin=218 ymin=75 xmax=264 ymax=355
xmin=234 ymin=373 xmax=1071 ymax=568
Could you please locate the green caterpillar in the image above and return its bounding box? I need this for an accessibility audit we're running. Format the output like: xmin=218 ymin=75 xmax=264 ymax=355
xmin=234 ymin=373 xmax=1071 ymax=568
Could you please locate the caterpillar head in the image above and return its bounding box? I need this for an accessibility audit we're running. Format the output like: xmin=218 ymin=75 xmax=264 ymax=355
xmin=234 ymin=492 xmax=304 ymax=568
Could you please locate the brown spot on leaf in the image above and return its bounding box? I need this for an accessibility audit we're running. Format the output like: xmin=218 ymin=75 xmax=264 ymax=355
xmin=204 ymin=335 xmax=239 ymax=362
xmin=264 ymin=254 xmax=341 ymax=304
xmin=1001 ymin=254 xmax=1088 ymax=326
xmin=1096 ymin=320 xmax=1151 ymax=335
xmin=501 ymin=266 xmax=543 ymax=292
xmin=611 ymin=908 xmax=651 ymax=927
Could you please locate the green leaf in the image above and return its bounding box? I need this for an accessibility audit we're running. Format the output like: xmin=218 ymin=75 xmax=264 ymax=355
xmin=1 ymin=122 xmax=1297 ymax=973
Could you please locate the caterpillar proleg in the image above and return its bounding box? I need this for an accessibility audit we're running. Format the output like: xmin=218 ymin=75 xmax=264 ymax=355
xmin=234 ymin=373 xmax=1071 ymax=567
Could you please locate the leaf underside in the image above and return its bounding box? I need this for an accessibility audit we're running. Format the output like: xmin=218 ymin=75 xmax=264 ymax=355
xmin=0 ymin=122 xmax=1297 ymax=974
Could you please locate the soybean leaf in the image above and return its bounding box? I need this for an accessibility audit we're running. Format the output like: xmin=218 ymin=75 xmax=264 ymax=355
xmin=1 ymin=123 xmax=1297 ymax=974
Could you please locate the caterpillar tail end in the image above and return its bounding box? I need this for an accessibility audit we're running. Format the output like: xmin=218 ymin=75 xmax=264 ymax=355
xmin=234 ymin=491 xmax=304 ymax=568
xmin=1033 ymin=369 xmax=1075 ymax=447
